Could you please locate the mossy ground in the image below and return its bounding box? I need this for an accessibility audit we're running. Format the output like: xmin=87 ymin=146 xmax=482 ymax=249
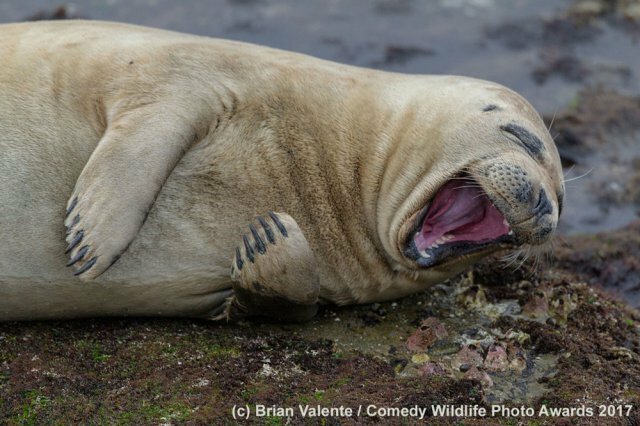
xmin=1 ymin=224 xmax=639 ymax=425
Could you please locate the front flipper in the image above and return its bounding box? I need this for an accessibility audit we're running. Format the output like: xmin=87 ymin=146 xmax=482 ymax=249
xmin=65 ymin=106 xmax=205 ymax=280
xmin=214 ymin=212 xmax=320 ymax=322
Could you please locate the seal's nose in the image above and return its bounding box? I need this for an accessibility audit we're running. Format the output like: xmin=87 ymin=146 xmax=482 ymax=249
xmin=532 ymin=188 xmax=553 ymax=219
xmin=530 ymin=187 xmax=555 ymax=242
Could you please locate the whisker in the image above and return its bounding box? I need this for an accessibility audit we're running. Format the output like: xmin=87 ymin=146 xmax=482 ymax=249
xmin=501 ymin=247 xmax=524 ymax=270
xmin=516 ymin=247 xmax=531 ymax=271
xmin=452 ymin=185 xmax=484 ymax=190
xmin=563 ymin=168 xmax=593 ymax=183
xmin=500 ymin=240 xmax=554 ymax=275
xmin=448 ymin=176 xmax=477 ymax=181
xmin=547 ymin=110 xmax=558 ymax=133
xmin=471 ymin=193 xmax=489 ymax=201
xmin=562 ymin=164 xmax=576 ymax=178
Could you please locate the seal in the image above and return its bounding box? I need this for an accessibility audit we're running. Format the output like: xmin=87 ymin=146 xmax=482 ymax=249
xmin=0 ymin=20 xmax=564 ymax=321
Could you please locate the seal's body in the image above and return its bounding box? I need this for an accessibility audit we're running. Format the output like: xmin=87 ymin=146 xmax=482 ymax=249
xmin=0 ymin=21 xmax=564 ymax=321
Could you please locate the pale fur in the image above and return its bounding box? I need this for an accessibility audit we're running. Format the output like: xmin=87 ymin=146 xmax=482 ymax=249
xmin=0 ymin=21 xmax=563 ymax=321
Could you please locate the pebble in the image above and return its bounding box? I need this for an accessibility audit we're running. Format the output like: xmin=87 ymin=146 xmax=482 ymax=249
xmin=411 ymin=353 xmax=430 ymax=364
xmin=483 ymin=344 xmax=509 ymax=372
xmin=464 ymin=366 xmax=493 ymax=389
xmin=418 ymin=362 xmax=448 ymax=377
xmin=406 ymin=317 xmax=448 ymax=353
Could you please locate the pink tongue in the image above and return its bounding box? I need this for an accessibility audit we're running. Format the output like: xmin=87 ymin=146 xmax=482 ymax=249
xmin=415 ymin=178 xmax=510 ymax=252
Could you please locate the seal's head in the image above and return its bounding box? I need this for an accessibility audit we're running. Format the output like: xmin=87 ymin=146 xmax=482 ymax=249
xmin=378 ymin=77 xmax=564 ymax=277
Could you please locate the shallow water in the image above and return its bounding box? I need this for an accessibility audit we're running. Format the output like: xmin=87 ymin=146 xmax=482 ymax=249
xmin=1 ymin=0 xmax=639 ymax=233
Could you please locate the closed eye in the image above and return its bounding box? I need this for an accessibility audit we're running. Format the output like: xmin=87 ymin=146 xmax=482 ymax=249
xmin=500 ymin=123 xmax=545 ymax=162
xmin=557 ymin=191 xmax=564 ymax=216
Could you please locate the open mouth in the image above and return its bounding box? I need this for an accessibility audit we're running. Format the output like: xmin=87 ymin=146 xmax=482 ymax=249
xmin=405 ymin=176 xmax=516 ymax=268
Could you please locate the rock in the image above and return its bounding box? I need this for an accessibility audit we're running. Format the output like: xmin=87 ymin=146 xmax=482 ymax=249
xmin=451 ymin=345 xmax=484 ymax=371
xmin=406 ymin=317 xmax=448 ymax=353
xmin=411 ymin=353 xmax=430 ymax=364
xmin=506 ymin=342 xmax=528 ymax=372
xmin=522 ymin=289 xmax=550 ymax=321
xmin=570 ymin=0 xmax=607 ymax=17
xmin=623 ymin=3 xmax=640 ymax=21
xmin=483 ymin=344 xmax=509 ymax=372
xmin=418 ymin=362 xmax=449 ymax=377
xmin=463 ymin=366 xmax=494 ymax=389
xmin=456 ymin=285 xmax=488 ymax=308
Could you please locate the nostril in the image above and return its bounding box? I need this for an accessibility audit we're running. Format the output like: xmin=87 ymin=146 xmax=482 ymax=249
xmin=533 ymin=188 xmax=553 ymax=218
